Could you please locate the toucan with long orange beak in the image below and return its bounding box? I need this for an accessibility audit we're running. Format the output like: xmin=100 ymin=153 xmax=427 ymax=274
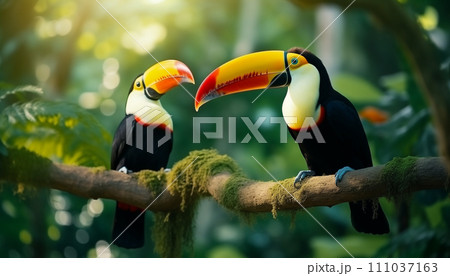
xmin=195 ymin=48 xmax=389 ymax=234
xmin=111 ymin=60 xmax=194 ymax=248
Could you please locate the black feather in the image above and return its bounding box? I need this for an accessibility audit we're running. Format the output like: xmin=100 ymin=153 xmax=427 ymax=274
xmin=111 ymin=114 xmax=173 ymax=248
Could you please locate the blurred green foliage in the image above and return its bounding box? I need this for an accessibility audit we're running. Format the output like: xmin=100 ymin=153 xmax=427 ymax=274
xmin=0 ymin=85 xmax=111 ymax=167
xmin=0 ymin=0 xmax=449 ymax=257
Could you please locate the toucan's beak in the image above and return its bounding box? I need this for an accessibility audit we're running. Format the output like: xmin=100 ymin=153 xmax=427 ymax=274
xmin=195 ymin=51 xmax=294 ymax=111
xmin=143 ymin=60 xmax=195 ymax=95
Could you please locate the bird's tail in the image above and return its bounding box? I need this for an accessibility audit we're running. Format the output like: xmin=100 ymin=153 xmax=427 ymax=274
xmin=349 ymin=200 xmax=390 ymax=234
xmin=112 ymin=202 xmax=145 ymax=248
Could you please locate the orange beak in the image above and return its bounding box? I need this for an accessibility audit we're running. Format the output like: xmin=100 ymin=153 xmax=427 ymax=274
xmin=195 ymin=51 xmax=303 ymax=111
xmin=143 ymin=60 xmax=195 ymax=95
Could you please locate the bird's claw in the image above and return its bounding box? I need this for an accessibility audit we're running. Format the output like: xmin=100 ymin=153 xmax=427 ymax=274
xmin=118 ymin=166 xmax=133 ymax=174
xmin=335 ymin=166 xmax=354 ymax=186
xmin=294 ymin=170 xmax=315 ymax=188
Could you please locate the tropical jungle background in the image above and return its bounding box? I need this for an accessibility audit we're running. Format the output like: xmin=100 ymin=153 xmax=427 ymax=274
xmin=1 ymin=0 xmax=449 ymax=257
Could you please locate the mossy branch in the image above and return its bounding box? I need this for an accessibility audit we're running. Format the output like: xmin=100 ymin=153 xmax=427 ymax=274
xmin=289 ymin=0 xmax=450 ymax=171
xmin=1 ymin=149 xmax=448 ymax=214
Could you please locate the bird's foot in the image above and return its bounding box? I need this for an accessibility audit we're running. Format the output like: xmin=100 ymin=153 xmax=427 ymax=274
xmin=118 ymin=166 xmax=133 ymax=174
xmin=294 ymin=170 xmax=315 ymax=188
xmin=335 ymin=166 xmax=354 ymax=186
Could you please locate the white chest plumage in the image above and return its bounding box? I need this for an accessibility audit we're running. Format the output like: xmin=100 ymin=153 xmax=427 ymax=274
xmin=126 ymin=91 xmax=173 ymax=130
xmin=282 ymin=64 xmax=321 ymax=130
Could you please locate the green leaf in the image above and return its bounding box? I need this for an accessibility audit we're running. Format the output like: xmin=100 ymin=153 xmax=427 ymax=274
xmin=312 ymin=235 xmax=388 ymax=257
xmin=422 ymin=196 xmax=450 ymax=228
xmin=207 ymin=245 xmax=245 ymax=258
xmin=0 ymin=85 xmax=44 ymax=112
xmin=377 ymin=226 xmax=450 ymax=257
xmin=380 ymin=72 xmax=407 ymax=93
xmin=0 ymin=100 xmax=111 ymax=167
xmin=406 ymin=73 xmax=428 ymax=111
xmin=332 ymin=73 xmax=383 ymax=104
xmin=364 ymin=106 xmax=430 ymax=163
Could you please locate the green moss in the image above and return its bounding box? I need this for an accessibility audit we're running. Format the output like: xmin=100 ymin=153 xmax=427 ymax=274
xmin=137 ymin=169 xmax=166 ymax=197
xmin=141 ymin=149 xmax=240 ymax=257
xmin=270 ymin=177 xmax=298 ymax=218
xmin=219 ymin=174 xmax=246 ymax=211
xmin=152 ymin=208 xmax=196 ymax=258
xmin=381 ymin=156 xmax=419 ymax=200
xmin=167 ymin=149 xmax=240 ymax=209
xmin=219 ymin=174 xmax=257 ymax=224
xmin=0 ymin=147 xmax=52 ymax=190
xmin=89 ymin=166 xmax=107 ymax=174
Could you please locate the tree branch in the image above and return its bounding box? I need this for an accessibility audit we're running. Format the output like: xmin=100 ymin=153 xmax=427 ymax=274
xmin=2 ymin=149 xmax=448 ymax=213
xmin=289 ymin=0 xmax=450 ymax=171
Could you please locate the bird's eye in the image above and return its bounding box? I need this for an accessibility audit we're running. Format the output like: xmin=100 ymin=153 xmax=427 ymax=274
xmin=291 ymin=58 xmax=299 ymax=65
xmin=136 ymin=81 xmax=141 ymax=88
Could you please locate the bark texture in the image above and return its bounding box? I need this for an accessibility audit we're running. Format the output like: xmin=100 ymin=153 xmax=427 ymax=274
xmin=3 ymin=155 xmax=447 ymax=213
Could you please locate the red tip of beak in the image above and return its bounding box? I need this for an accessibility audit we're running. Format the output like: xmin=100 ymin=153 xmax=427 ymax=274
xmin=195 ymin=68 xmax=220 ymax=111
xmin=174 ymin=61 xmax=195 ymax=84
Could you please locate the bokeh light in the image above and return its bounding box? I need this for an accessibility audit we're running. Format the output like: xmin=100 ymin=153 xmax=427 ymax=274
xmin=47 ymin=225 xmax=61 ymax=241
xmin=55 ymin=210 xmax=72 ymax=226
xmin=87 ymin=199 xmax=104 ymax=217
xmin=75 ymin=229 xmax=90 ymax=244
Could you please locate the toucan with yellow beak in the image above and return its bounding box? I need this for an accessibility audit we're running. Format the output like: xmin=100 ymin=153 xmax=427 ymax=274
xmin=195 ymin=48 xmax=389 ymax=234
xmin=111 ymin=60 xmax=194 ymax=248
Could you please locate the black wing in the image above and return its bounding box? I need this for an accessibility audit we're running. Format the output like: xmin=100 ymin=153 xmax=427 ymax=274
xmin=323 ymin=96 xmax=373 ymax=169
xmin=111 ymin=115 xmax=131 ymax=170
xmin=111 ymin=114 xmax=173 ymax=171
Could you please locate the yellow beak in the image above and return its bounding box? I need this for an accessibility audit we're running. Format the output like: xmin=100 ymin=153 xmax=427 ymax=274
xmin=195 ymin=51 xmax=296 ymax=111
xmin=143 ymin=60 xmax=195 ymax=96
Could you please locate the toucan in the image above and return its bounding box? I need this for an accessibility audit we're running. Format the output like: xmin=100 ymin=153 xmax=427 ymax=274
xmin=111 ymin=60 xmax=194 ymax=248
xmin=195 ymin=47 xmax=389 ymax=234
